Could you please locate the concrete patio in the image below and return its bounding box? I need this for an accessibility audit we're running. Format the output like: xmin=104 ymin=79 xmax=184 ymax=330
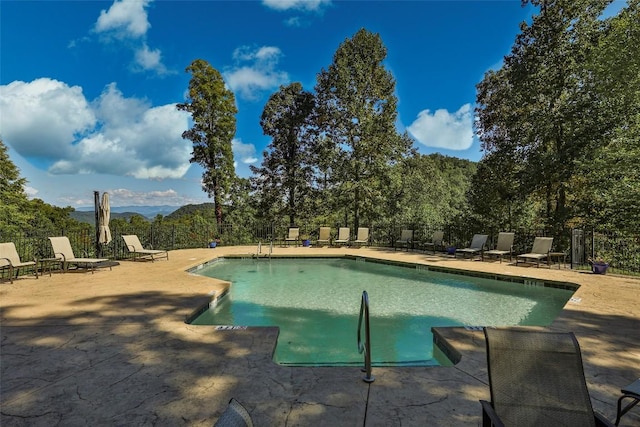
xmin=1 ymin=246 xmax=638 ymax=426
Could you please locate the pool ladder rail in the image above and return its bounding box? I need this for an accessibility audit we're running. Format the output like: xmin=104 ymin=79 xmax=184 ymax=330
xmin=255 ymin=241 xmax=273 ymax=259
xmin=358 ymin=290 xmax=374 ymax=383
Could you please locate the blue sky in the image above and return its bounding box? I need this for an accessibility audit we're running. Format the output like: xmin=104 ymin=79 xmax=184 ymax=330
xmin=0 ymin=0 xmax=625 ymax=208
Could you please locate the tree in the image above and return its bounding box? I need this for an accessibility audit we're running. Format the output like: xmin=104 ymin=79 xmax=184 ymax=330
xmin=315 ymin=28 xmax=414 ymax=230
xmin=177 ymin=59 xmax=237 ymax=224
xmin=250 ymin=83 xmax=316 ymax=225
xmin=0 ymin=139 xmax=33 ymax=234
xmin=575 ymin=0 xmax=640 ymax=232
xmin=475 ymin=0 xmax=612 ymax=236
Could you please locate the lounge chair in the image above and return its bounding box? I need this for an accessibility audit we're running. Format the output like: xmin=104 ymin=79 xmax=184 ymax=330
xmin=316 ymin=227 xmax=331 ymax=247
xmin=284 ymin=227 xmax=300 ymax=246
xmin=480 ymin=327 xmax=614 ymax=427
xmin=352 ymin=227 xmax=370 ymax=247
xmin=333 ymin=227 xmax=350 ymax=246
xmin=214 ymin=398 xmax=253 ymax=427
xmin=516 ymin=236 xmax=553 ymax=267
xmin=422 ymin=230 xmax=445 ymax=254
xmin=0 ymin=242 xmax=38 ymax=283
xmin=48 ymin=236 xmax=112 ymax=273
xmin=395 ymin=229 xmax=414 ymax=251
xmin=456 ymin=234 xmax=488 ymax=260
xmin=484 ymin=232 xmax=515 ymax=263
xmin=122 ymin=235 xmax=168 ymax=262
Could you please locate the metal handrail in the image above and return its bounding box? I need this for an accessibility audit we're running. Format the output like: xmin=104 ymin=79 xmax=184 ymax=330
xmin=357 ymin=290 xmax=374 ymax=383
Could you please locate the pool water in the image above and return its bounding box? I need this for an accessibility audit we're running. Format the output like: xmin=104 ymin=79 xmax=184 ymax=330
xmin=190 ymin=258 xmax=574 ymax=366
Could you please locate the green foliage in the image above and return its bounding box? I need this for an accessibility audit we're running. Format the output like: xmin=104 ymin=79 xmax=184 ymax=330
xmin=315 ymin=28 xmax=415 ymax=229
xmin=177 ymin=59 xmax=238 ymax=224
xmin=474 ymin=0 xmax=624 ymax=237
xmin=0 ymin=139 xmax=33 ymax=234
xmin=251 ymin=83 xmax=316 ymax=225
xmin=574 ymin=0 xmax=640 ymax=233
xmin=388 ymin=154 xmax=476 ymax=226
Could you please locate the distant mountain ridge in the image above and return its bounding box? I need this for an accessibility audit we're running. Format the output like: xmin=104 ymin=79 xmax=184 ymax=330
xmin=71 ymin=205 xmax=181 ymax=224
xmin=74 ymin=205 xmax=180 ymax=217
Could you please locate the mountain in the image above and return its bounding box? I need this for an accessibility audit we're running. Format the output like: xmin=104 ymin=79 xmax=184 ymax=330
xmin=74 ymin=205 xmax=179 ymax=218
xmin=71 ymin=205 xmax=181 ymax=224
xmin=70 ymin=210 xmax=149 ymax=224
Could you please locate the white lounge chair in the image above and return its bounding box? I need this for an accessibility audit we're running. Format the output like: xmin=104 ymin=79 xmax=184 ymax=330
xmin=316 ymin=227 xmax=331 ymax=247
xmin=0 ymin=242 xmax=38 ymax=283
xmin=352 ymin=227 xmax=370 ymax=247
xmin=49 ymin=236 xmax=112 ymax=273
xmin=284 ymin=227 xmax=300 ymax=246
xmin=395 ymin=229 xmax=413 ymax=251
xmin=422 ymin=231 xmax=445 ymax=254
xmin=456 ymin=234 xmax=488 ymax=260
xmin=122 ymin=235 xmax=168 ymax=262
xmin=334 ymin=227 xmax=350 ymax=246
xmin=516 ymin=237 xmax=554 ymax=267
xmin=484 ymin=232 xmax=515 ymax=263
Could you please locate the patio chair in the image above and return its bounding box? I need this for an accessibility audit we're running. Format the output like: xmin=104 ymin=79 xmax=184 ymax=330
xmin=615 ymin=378 xmax=640 ymax=426
xmin=214 ymin=398 xmax=253 ymax=427
xmin=48 ymin=236 xmax=113 ymax=273
xmin=395 ymin=229 xmax=414 ymax=251
xmin=481 ymin=327 xmax=614 ymax=427
xmin=0 ymin=242 xmax=38 ymax=283
xmin=516 ymin=237 xmax=553 ymax=267
xmin=122 ymin=235 xmax=168 ymax=262
xmin=484 ymin=232 xmax=515 ymax=263
xmin=284 ymin=227 xmax=300 ymax=246
xmin=422 ymin=230 xmax=445 ymax=254
xmin=316 ymin=227 xmax=331 ymax=247
xmin=333 ymin=227 xmax=350 ymax=246
xmin=352 ymin=227 xmax=370 ymax=247
xmin=456 ymin=234 xmax=488 ymax=260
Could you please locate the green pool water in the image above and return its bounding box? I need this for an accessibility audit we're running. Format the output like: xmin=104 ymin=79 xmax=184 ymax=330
xmin=190 ymin=258 xmax=574 ymax=366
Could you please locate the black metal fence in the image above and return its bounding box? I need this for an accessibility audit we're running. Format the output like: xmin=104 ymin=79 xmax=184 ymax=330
xmin=2 ymin=222 xmax=639 ymax=277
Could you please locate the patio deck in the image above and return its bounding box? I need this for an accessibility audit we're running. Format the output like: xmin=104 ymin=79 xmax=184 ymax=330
xmin=1 ymin=246 xmax=638 ymax=426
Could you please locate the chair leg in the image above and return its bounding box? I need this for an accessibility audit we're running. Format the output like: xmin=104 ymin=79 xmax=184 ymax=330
xmin=616 ymin=394 xmax=640 ymax=425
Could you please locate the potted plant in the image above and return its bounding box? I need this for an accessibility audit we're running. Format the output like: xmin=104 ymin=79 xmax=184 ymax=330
xmin=589 ymin=258 xmax=609 ymax=274
xmin=301 ymin=234 xmax=311 ymax=247
xmin=208 ymin=238 xmax=221 ymax=248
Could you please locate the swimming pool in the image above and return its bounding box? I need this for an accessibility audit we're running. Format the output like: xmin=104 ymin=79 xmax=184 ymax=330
xmin=190 ymin=257 xmax=576 ymax=366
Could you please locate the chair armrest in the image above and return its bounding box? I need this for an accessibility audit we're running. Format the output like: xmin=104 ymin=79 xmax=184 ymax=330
xmin=480 ymin=400 xmax=505 ymax=427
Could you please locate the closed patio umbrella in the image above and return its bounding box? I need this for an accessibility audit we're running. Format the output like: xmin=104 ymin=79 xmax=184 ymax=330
xmin=98 ymin=192 xmax=112 ymax=245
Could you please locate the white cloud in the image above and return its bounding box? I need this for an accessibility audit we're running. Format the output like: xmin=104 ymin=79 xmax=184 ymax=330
xmin=0 ymin=78 xmax=192 ymax=180
xmin=232 ymin=138 xmax=258 ymax=165
xmin=407 ymin=104 xmax=474 ymax=151
xmin=133 ymin=43 xmax=169 ymax=74
xmin=262 ymin=0 xmax=331 ymax=12
xmin=0 ymin=79 xmax=96 ymax=159
xmin=108 ymin=188 xmax=197 ymax=206
xmin=93 ymin=0 xmax=169 ymax=75
xmin=224 ymin=46 xmax=289 ymax=100
xmin=95 ymin=0 xmax=151 ymax=39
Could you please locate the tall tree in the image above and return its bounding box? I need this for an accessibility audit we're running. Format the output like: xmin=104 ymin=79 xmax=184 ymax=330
xmin=0 ymin=139 xmax=33 ymax=234
xmin=315 ymin=28 xmax=414 ymax=230
xmin=475 ymin=0 xmax=612 ymax=235
xmin=575 ymin=0 xmax=640 ymax=232
xmin=250 ymin=83 xmax=316 ymax=225
xmin=177 ymin=59 xmax=237 ymax=224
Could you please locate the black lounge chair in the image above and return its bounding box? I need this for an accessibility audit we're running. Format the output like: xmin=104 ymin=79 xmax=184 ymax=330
xmin=480 ymin=327 xmax=614 ymax=427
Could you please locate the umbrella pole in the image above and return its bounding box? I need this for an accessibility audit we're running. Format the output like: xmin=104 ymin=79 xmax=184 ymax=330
xmin=94 ymin=191 xmax=101 ymax=257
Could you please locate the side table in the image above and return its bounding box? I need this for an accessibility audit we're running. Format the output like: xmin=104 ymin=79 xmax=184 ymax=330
xmin=39 ymin=257 xmax=63 ymax=277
